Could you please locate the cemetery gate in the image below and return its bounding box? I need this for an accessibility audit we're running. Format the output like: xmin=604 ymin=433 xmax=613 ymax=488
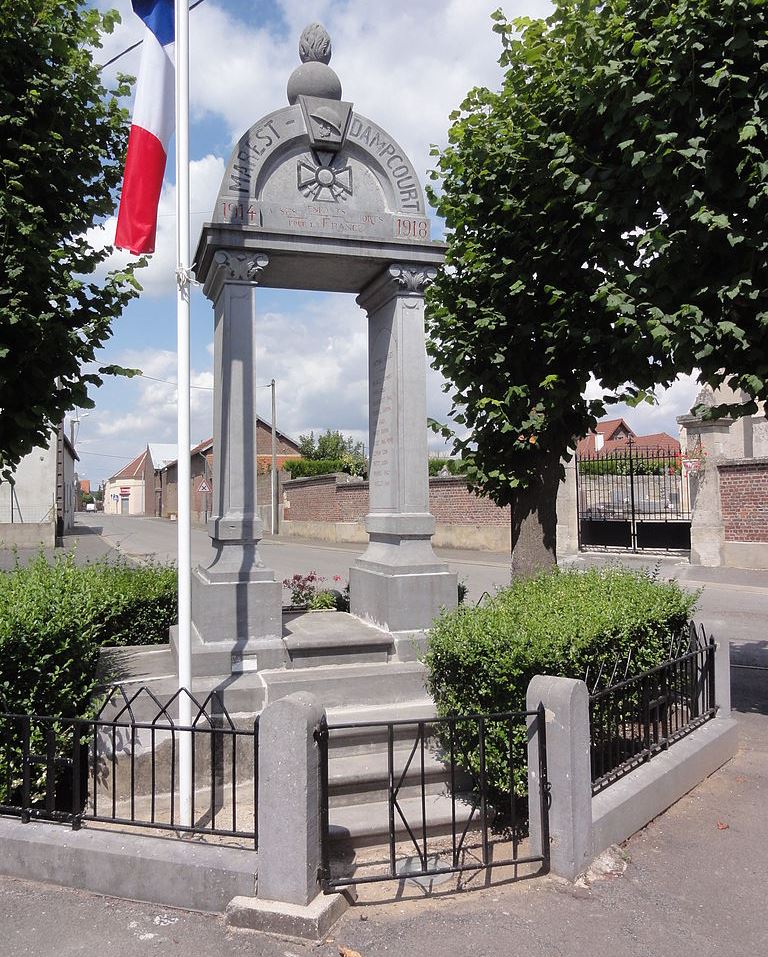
xmin=576 ymin=441 xmax=692 ymax=552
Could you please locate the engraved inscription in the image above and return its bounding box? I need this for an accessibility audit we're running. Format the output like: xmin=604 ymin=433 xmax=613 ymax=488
xmin=229 ymin=119 xmax=283 ymax=194
xmin=348 ymin=118 xmax=421 ymax=211
xmin=260 ymin=203 xmax=385 ymax=235
xmin=395 ymin=217 xmax=429 ymax=240
xmin=369 ymin=327 xmax=397 ymax=500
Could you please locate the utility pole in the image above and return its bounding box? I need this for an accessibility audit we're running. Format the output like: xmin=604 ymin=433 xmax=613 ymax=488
xmin=271 ymin=378 xmax=278 ymax=535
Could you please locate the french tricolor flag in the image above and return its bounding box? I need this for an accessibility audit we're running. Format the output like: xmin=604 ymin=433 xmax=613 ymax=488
xmin=115 ymin=0 xmax=175 ymax=255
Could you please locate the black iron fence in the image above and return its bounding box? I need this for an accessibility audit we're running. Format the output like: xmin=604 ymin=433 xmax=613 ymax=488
xmin=577 ymin=443 xmax=691 ymax=551
xmin=589 ymin=625 xmax=716 ymax=793
xmin=317 ymin=707 xmax=550 ymax=889
xmin=0 ymin=686 xmax=259 ymax=847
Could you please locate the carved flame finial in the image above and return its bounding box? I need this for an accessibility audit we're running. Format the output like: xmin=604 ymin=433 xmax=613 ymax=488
xmin=287 ymin=23 xmax=341 ymax=104
xmin=299 ymin=23 xmax=332 ymax=65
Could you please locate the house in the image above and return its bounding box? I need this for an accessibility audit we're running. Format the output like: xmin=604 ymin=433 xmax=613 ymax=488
xmin=0 ymin=424 xmax=79 ymax=546
xmin=577 ymin=418 xmax=680 ymax=457
xmin=158 ymin=420 xmax=302 ymax=528
xmin=103 ymin=444 xmax=177 ymax=516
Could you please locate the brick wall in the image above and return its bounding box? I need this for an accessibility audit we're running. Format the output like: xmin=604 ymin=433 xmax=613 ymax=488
xmin=284 ymin=474 xmax=509 ymax=526
xmin=428 ymin=476 xmax=510 ymax=524
xmin=283 ymin=474 xmax=342 ymax=523
xmin=718 ymin=458 xmax=768 ymax=543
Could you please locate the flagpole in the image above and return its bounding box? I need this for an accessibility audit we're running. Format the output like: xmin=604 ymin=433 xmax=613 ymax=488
xmin=175 ymin=0 xmax=192 ymax=826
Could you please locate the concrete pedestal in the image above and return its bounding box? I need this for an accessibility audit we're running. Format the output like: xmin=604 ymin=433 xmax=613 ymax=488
xmin=350 ymin=265 xmax=457 ymax=633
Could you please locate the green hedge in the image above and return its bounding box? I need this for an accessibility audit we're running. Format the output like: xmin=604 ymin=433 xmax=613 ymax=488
xmin=424 ymin=567 xmax=697 ymax=799
xmin=0 ymin=553 xmax=177 ymax=806
xmin=428 ymin=458 xmax=469 ymax=476
xmin=0 ymin=553 xmax=177 ymax=719
xmin=285 ymin=458 xmax=350 ymax=478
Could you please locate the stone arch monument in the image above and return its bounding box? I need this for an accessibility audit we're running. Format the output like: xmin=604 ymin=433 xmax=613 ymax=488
xmin=184 ymin=24 xmax=457 ymax=676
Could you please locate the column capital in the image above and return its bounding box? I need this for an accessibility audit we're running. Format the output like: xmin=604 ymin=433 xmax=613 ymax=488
xmin=203 ymin=249 xmax=270 ymax=302
xmin=356 ymin=262 xmax=438 ymax=314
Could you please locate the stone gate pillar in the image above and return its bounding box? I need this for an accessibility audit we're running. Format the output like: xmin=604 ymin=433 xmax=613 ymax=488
xmin=350 ymin=264 xmax=457 ymax=635
xmin=182 ymin=249 xmax=284 ymax=676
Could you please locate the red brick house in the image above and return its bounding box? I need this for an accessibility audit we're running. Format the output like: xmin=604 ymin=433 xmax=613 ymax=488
xmin=576 ymin=418 xmax=680 ymax=456
xmin=159 ymin=420 xmax=301 ymax=526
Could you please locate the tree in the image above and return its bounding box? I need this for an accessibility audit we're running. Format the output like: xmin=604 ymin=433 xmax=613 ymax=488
xmin=298 ymin=429 xmax=365 ymax=461
xmin=0 ymin=1 xmax=141 ymax=476
xmin=427 ymin=0 xmax=767 ymax=576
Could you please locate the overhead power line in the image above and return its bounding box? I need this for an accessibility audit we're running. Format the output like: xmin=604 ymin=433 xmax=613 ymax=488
xmin=98 ymin=0 xmax=208 ymax=71
xmin=138 ymin=373 xmax=274 ymax=391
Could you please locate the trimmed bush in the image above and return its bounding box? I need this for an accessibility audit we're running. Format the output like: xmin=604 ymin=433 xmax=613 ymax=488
xmin=0 ymin=553 xmax=177 ymax=719
xmin=424 ymin=567 xmax=697 ymax=797
xmin=0 ymin=554 xmax=177 ymax=807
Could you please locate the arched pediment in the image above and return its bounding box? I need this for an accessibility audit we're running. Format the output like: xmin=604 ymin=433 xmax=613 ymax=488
xmin=213 ymin=104 xmax=430 ymax=244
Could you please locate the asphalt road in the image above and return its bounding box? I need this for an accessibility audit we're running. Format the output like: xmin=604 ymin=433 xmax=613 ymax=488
xmin=67 ymin=513 xmax=768 ymax=655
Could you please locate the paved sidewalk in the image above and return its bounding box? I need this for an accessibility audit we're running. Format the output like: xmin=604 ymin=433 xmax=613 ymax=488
xmin=0 ymin=524 xmax=118 ymax=572
xmin=0 ymin=667 xmax=764 ymax=957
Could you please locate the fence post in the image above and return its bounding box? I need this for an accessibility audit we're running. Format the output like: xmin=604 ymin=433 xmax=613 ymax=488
xmin=527 ymin=675 xmax=593 ymax=881
xmin=714 ymin=637 xmax=731 ymax=719
xmin=226 ymin=692 xmax=351 ymax=939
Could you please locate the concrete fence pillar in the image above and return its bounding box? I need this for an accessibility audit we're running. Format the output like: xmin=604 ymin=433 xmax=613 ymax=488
xmin=715 ymin=637 xmax=731 ymax=719
xmin=226 ymin=692 xmax=349 ymax=939
xmin=257 ymin=691 xmax=324 ymax=905
xmin=527 ymin=675 xmax=593 ymax=881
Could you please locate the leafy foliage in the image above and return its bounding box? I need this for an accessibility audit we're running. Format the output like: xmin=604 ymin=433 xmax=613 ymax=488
xmin=0 ymin=553 xmax=176 ymax=807
xmin=0 ymin=553 xmax=177 ymax=719
xmin=424 ymin=567 xmax=698 ymax=795
xmin=427 ymin=0 xmax=768 ymax=558
xmin=0 ymin=1 xmax=142 ymax=475
xmin=284 ymin=457 xmax=367 ymax=479
xmin=428 ymin=458 xmax=469 ymax=476
xmin=298 ymin=430 xmax=365 ymax=462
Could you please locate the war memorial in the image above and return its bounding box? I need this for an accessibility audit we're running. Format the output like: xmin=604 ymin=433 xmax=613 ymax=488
xmin=170 ymin=21 xmax=457 ymax=692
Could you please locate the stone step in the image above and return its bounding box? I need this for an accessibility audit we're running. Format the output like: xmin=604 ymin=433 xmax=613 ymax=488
xmin=95 ymin=660 xmax=429 ymax=725
xmin=328 ymin=745 xmax=470 ymax=808
xmin=259 ymin=660 xmax=428 ymax=709
xmin=283 ymin=611 xmax=395 ymax=667
xmin=325 ymin=699 xmax=438 ymax=757
xmin=329 ymin=791 xmax=479 ymax=850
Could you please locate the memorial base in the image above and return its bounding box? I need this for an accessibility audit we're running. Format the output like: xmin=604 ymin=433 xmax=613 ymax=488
xmin=349 ymin=561 xmax=457 ymax=633
xmin=174 ymin=565 xmax=285 ymax=677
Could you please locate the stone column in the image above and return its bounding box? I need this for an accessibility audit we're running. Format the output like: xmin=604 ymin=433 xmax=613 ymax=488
xmin=678 ymin=414 xmax=731 ymax=567
xmin=186 ymin=250 xmax=283 ymax=675
xmin=350 ymin=264 xmax=457 ymax=636
xmin=556 ymin=455 xmax=579 ymax=557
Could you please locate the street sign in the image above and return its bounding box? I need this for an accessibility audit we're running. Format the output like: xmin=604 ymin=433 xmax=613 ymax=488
xmin=198 ymin=479 xmax=211 ymax=493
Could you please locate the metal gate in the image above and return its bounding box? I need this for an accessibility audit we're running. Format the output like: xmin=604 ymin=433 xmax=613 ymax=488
xmin=576 ymin=442 xmax=691 ymax=551
xmin=317 ymin=707 xmax=550 ymax=889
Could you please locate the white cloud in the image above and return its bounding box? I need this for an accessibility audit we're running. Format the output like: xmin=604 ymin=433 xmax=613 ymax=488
xmin=186 ymin=0 xmax=549 ymax=180
xmin=86 ymin=155 xmax=225 ymax=297
xmin=75 ymin=349 xmax=214 ymax=479
xmin=583 ymin=374 xmax=701 ymax=439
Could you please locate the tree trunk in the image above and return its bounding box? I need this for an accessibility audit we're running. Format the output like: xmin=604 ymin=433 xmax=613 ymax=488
xmin=510 ymin=447 xmax=562 ymax=579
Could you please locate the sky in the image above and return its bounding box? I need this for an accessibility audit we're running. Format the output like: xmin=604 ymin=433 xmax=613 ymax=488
xmin=74 ymin=0 xmax=699 ymax=485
